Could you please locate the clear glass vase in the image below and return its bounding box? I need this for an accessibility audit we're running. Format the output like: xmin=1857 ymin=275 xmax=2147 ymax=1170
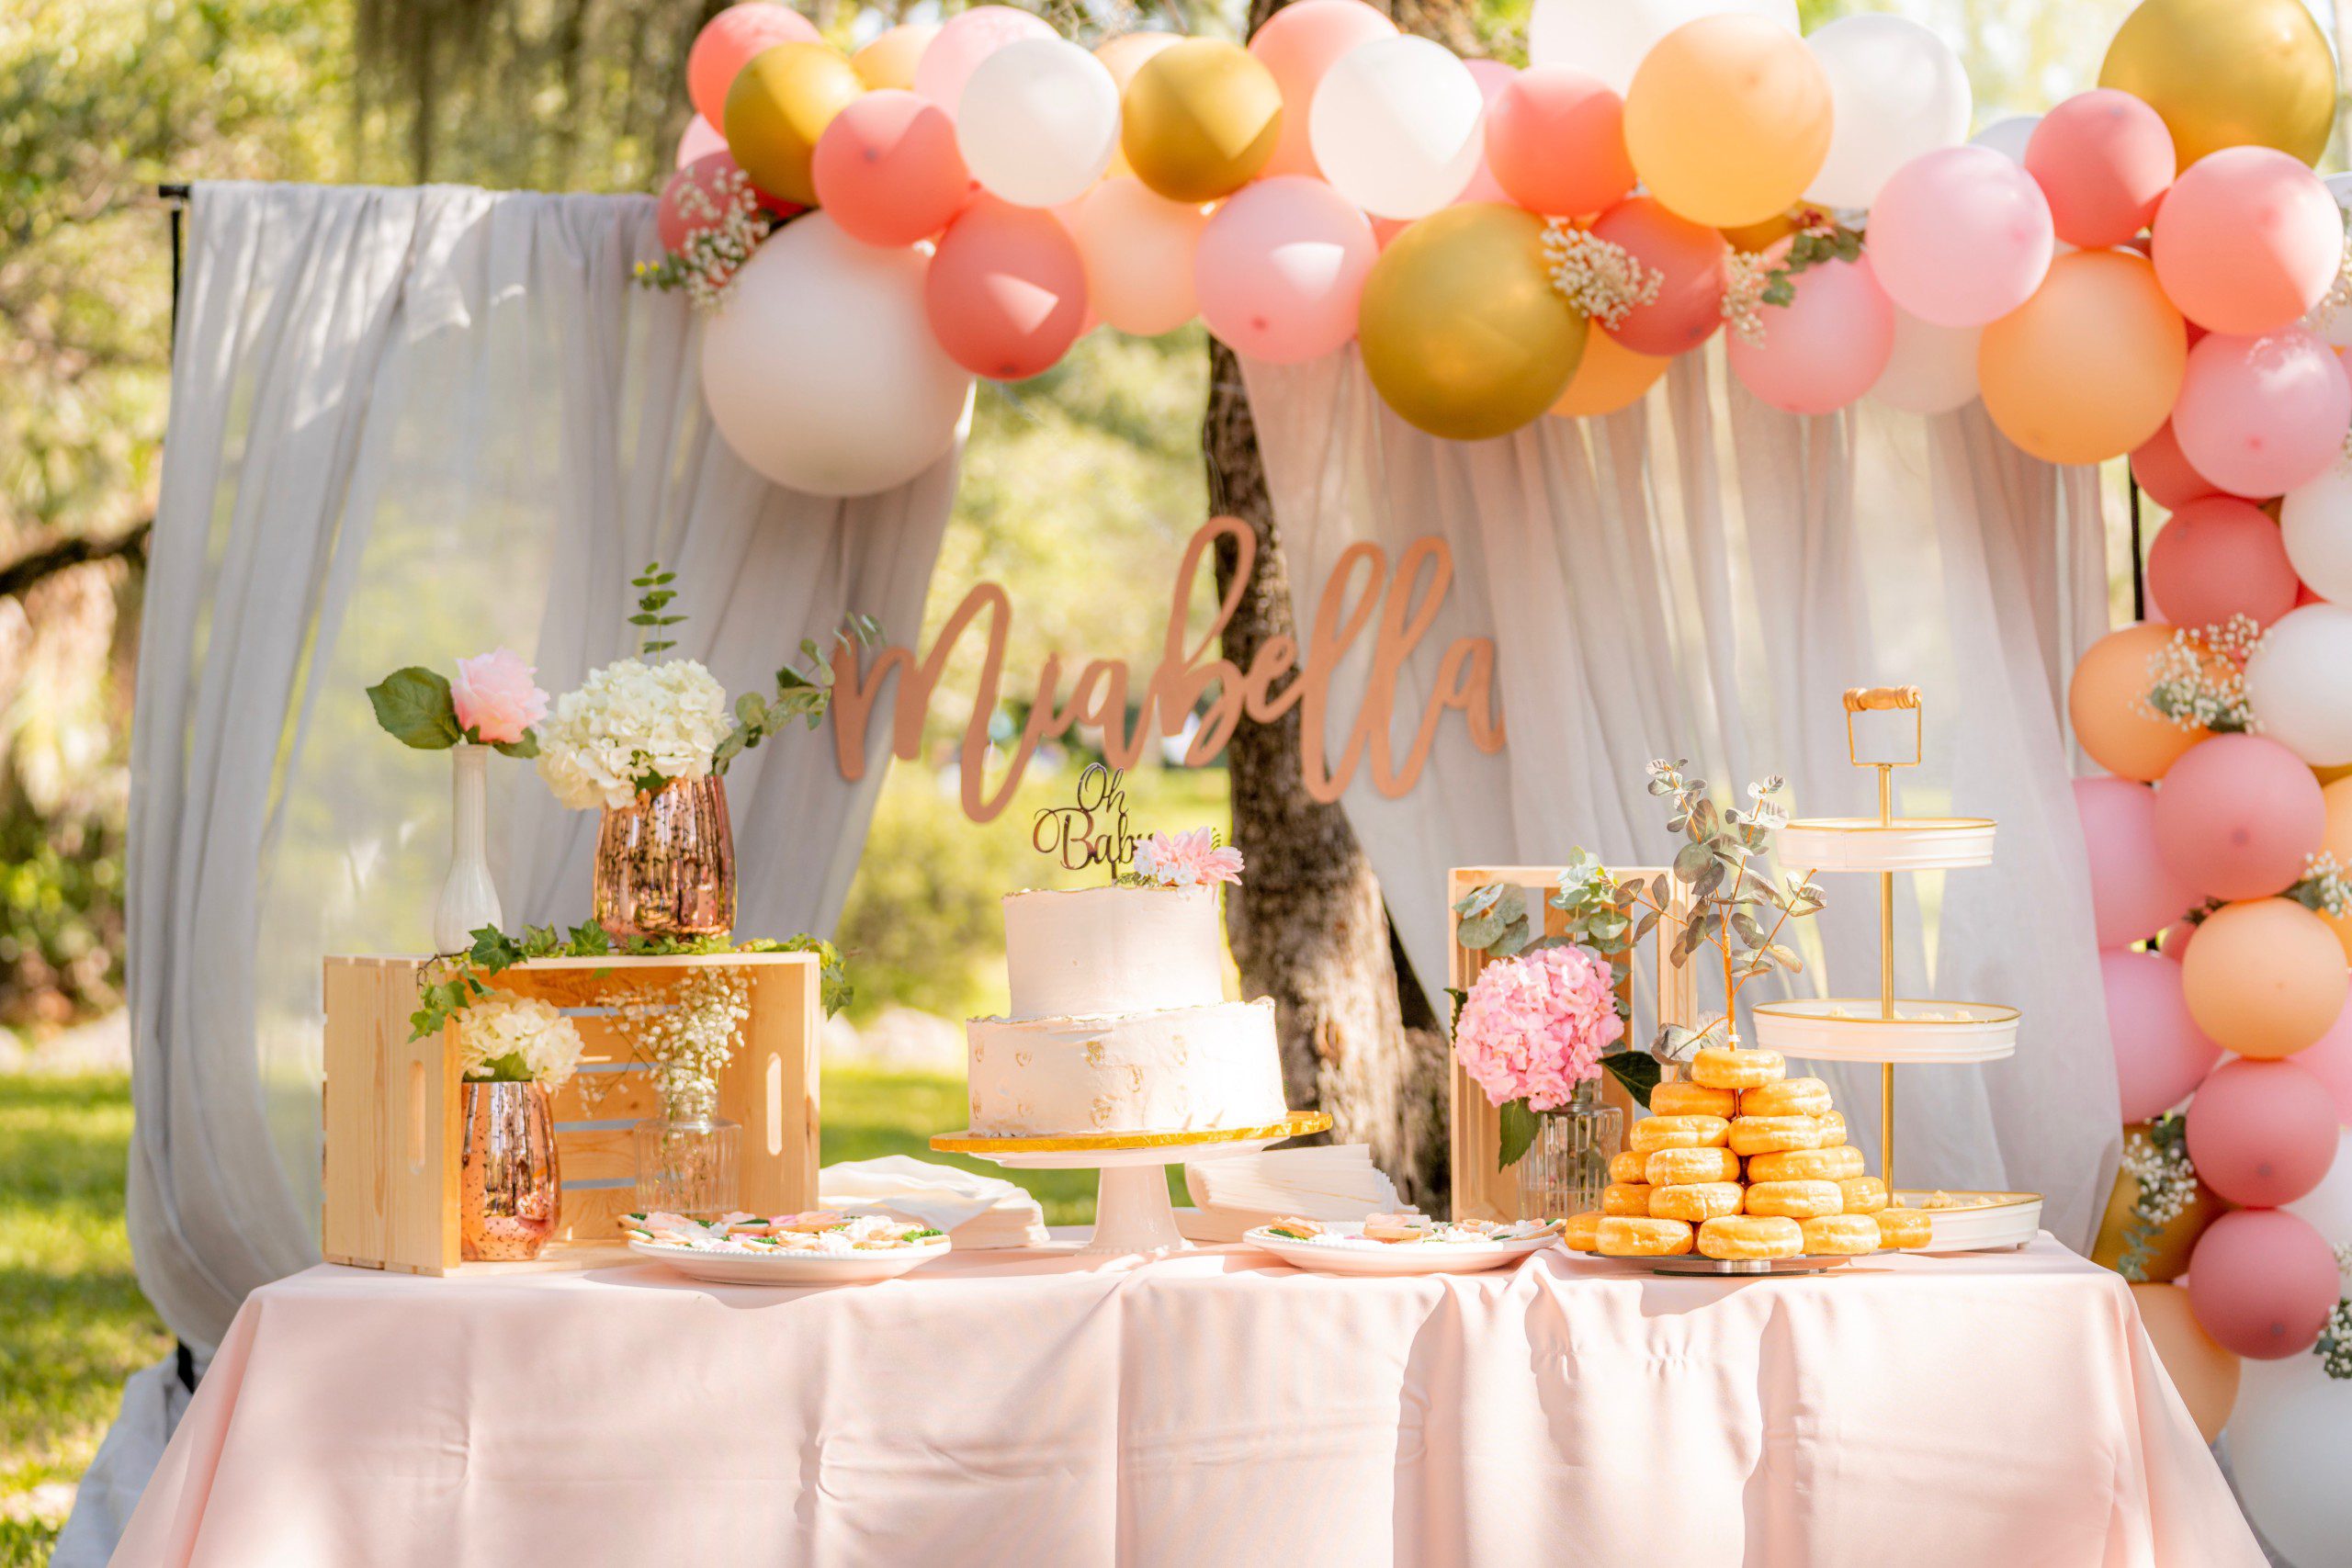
xmin=594 ymin=775 xmax=736 ymax=943
xmin=632 ymin=1082 xmax=741 ymax=1219
xmin=1514 ymin=1080 xmax=1623 ymax=1221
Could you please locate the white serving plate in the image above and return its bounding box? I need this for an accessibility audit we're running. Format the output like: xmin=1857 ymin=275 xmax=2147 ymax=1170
xmin=1892 ymin=1190 xmax=2042 ymax=1252
xmin=626 ymin=1235 xmax=951 ymax=1286
xmin=1751 ymin=998 xmax=2019 ymax=1063
xmin=1778 ymin=818 xmax=1996 ymax=874
xmin=1245 ymin=1223 xmax=1560 ymax=1277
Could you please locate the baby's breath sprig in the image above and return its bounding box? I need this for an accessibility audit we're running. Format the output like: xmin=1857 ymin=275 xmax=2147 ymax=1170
xmin=1541 ymin=220 xmax=1662 ymax=331
xmin=2318 ymin=1243 xmax=2352 ymax=1380
xmin=614 ymin=966 xmax=753 ymax=1115
xmin=2116 ymin=1112 xmax=2196 ymax=1283
xmin=1723 ymin=251 xmax=1771 ymax=345
xmin=2142 ymin=618 xmax=2260 ymax=734
xmin=632 ymin=165 xmax=779 ymax=313
xmin=2292 ymin=852 xmax=2352 ymax=919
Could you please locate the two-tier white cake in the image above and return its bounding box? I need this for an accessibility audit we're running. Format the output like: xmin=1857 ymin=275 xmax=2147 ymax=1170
xmin=966 ymin=885 xmax=1288 ymax=1136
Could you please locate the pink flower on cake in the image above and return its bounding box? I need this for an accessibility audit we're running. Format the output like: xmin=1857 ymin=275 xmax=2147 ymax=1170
xmin=1453 ymin=945 xmax=1623 ymax=1112
xmin=1131 ymin=828 xmax=1245 ymax=888
xmin=452 ymin=649 xmax=549 ymax=744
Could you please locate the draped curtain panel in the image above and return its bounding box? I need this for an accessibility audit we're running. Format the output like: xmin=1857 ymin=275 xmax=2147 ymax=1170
xmin=1241 ymin=350 xmax=2118 ymax=1250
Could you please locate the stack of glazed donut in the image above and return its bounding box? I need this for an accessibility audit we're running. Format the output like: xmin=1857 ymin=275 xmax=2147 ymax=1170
xmin=1559 ymin=1045 xmax=1932 ymax=1262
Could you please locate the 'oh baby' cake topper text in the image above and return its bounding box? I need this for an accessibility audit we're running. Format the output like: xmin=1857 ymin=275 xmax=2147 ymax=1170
xmin=1031 ymin=763 xmax=1138 ymax=873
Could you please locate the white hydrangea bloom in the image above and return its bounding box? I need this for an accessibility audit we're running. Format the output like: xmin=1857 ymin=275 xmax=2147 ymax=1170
xmin=535 ymin=657 xmax=730 ymax=810
xmin=457 ymin=994 xmax=584 ymax=1086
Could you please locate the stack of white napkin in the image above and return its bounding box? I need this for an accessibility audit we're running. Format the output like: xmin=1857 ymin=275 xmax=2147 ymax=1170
xmin=818 ymin=1156 xmax=1049 ymax=1249
xmin=1180 ymin=1145 xmax=1412 ymax=1242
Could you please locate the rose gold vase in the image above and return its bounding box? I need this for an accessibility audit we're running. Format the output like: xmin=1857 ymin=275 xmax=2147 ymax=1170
xmin=594 ymin=775 xmax=736 ymax=942
xmin=459 ymin=1081 xmax=560 ymax=1262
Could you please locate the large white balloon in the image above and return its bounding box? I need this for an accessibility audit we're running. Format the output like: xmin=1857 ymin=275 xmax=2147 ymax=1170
xmin=1970 ymin=114 xmax=2041 ymax=164
xmin=1527 ymin=0 xmax=1800 ymax=94
xmin=2286 ymin=1130 xmax=2352 ymax=1245
xmin=1804 ymin=16 xmax=1971 ymax=209
xmin=2245 ymin=604 xmax=2352 ymax=766
xmin=701 ymin=216 xmax=973 ymax=497
xmin=2227 ymin=1357 xmax=2352 ymax=1568
xmin=2280 ymin=462 xmax=2352 ymax=604
xmin=1869 ymin=309 xmax=1981 ymax=414
xmin=2312 ymin=173 xmax=2352 ymax=348
xmin=1308 ymin=37 xmax=1485 ymax=220
xmin=956 ymin=39 xmax=1119 ymax=209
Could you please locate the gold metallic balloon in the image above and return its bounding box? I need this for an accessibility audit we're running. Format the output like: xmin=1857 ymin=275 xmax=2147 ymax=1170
xmin=1359 ymin=204 xmax=1589 ymax=442
xmin=725 ymin=41 xmax=864 ymax=208
xmin=2088 ymin=1122 xmax=2228 ymax=1284
xmin=1119 ymin=39 xmax=1283 ymax=204
xmin=2098 ymin=0 xmax=2335 ymax=169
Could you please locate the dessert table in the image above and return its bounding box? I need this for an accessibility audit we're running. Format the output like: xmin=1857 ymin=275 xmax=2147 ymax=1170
xmin=112 ymin=1235 xmax=2260 ymax=1567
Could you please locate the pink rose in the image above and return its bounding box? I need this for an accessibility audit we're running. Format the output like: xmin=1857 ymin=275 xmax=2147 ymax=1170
xmin=1131 ymin=828 xmax=1246 ymax=888
xmin=452 ymin=649 xmax=549 ymax=744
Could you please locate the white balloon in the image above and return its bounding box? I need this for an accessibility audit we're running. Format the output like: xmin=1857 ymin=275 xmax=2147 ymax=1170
xmin=2279 ymin=462 xmax=2352 ymax=604
xmin=1869 ymin=309 xmax=1982 ymax=414
xmin=2227 ymin=1357 xmax=2352 ymax=1568
xmin=701 ymin=216 xmax=973 ymax=497
xmin=1308 ymin=37 xmax=1485 ymax=220
xmin=1970 ymin=114 xmax=2041 ymax=164
xmin=956 ymin=39 xmax=1119 ymax=209
xmin=2245 ymin=604 xmax=2352 ymax=766
xmin=1527 ymin=0 xmax=1800 ymax=95
xmin=2310 ymin=173 xmax=2352 ymax=348
xmin=1804 ymin=16 xmax=1971 ymax=209
xmin=2286 ymin=1131 xmax=2352 ymax=1245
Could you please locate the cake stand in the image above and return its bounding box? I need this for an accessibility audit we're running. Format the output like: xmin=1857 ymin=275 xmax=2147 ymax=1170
xmin=931 ymin=1112 xmax=1332 ymax=1256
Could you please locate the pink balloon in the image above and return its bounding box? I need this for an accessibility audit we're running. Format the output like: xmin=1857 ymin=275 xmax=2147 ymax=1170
xmin=2295 ymin=999 xmax=2352 ymax=1125
xmin=2129 ymin=420 xmax=2226 ymax=510
xmin=2103 ymin=949 xmax=2224 ymax=1122
xmin=923 ymin=196 xmax=1087 ymax=380
xmin=2153 ymin=147 xmax=2341 ymax=336
xmin=2147 ymin=496 xmax=2302 ymax=632
xmin=2023 ymin=90 xmax=2175 ymax=250
xmin=913 ymin=5 xmax=1054 ymax=110
xmin=1451 ymin=60 xmax=1518 ymax=208
xmin=2187 ymin=1056 xmax=2340 ymax=1206
xmin=2076 ymin=776 xmax=2199 ymax=950
xmin=675 ymin=114 xmax=728 ymax=171
xmin=658 ymin=152 xmax=800 ymax=254
xmin=812 ymin=91 xmax=972 ymax=248
xmin=1485 ymin=66 xmax=1634 ymax=219
xmin=1590 ymin=197 xmax=1727 ymax=356
xmin=1072 ymin=177 xmax=1209 ymax=337
xmin=2173 ymin=329 xmax=2352 ymax=499
xmin=2154 ymin=734 xmax=2326 ymax=901
xmin=1725 ymin=251 xmax=1895 ymax=415
xmin=1868 ymin=146 xmax=2055 ymax=328
xmin=2187 ymin=1207 xmax=2342 ymax=1358
xmin=687 ymin=3 xmax=821 ymax=126
xmin=1194 ymin=175 xmax=1378 ymax=364
xmin=1249 ymin=0 xmax=1399 ymax=180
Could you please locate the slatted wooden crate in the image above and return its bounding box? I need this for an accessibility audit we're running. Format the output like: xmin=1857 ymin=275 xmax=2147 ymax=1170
xmin=322 ymin=953 xmax=820 ymax=1275
xmin=1446 ymin=865 xmax=1696 ymax=1223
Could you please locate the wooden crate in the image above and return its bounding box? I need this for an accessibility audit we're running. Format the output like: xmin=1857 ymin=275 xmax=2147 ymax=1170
xmin=1446 ymin=866 xmax=1696 ymax=1223
xmin=322 ymin=953 xmax=821 ymax=1276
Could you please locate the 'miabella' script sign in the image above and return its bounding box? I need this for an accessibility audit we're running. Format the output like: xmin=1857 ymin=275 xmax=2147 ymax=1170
xmin=829 ymin=516 xmax=1506 ymax=824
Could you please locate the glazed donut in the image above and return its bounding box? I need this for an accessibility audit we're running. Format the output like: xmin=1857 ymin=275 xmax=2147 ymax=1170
xmin=1739 ymin=1077 xmax=1833 ymax=1118
xmin=1690 ymin=1045 xmax=1785 ymax=1090
xmin=1602 ymin=1182 xmax=1655 ymax=1217
xmin=1875 ymin=1207 xmax=1932 ymax=1249
xmin=1628 ymin=1114 xmax=1732 ymax=1154
xmin=1596 ymin=1216 xmax=1695 ymax=1258
xmin=1645 ymin=1146 xmax=1742 ymax=1187
xmin=1746 ymin=1145 xmax=1866 ymax=1183
xmin=1563 ymin=1211 xmax=1605 ymax=1251
xmin=1697 ymin=1214 xmax=1803 ymax=1260
xmin=1650 ymin=1081 xmax=1738 ymax=1119
xmin=1728 ymin=1115 xmax=1826 ymax=1156
xmin=1744 ymin=1179 xmax=1844 ymax=1219
xmin=1649 ymin=1180 xmax=1743 ymax=1223
xmin=1837 ymin=1175 xmax=1890 ymax=1214
xmin=1800 ymin=1213 xmax=1882 ymax=1256
xmin=1817 ymin=1110 xmax=1849 ymax=1148
xmin=1609 ymin=1149 xmax=1652 ymax=1184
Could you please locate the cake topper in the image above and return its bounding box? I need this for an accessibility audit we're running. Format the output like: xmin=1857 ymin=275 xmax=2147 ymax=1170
xmin=1031 ymin=762 xmax=1141 ymax=873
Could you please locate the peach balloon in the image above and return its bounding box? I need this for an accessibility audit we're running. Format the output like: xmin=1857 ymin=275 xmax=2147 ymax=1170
xmin=2129 ymin=420 xmax=2226 ymax=510
xmin=923 ymin=197 xmax=1088 ymax=380
xmin=675 ymin=114 xmax=727 ymax=171
xmin=2025 ymin=89 xmax=2177 ymax=249
xmin=1550 ymin=326 xmax=1668 ymax=418
xmin=1248 ymin=0 xmax=1397 ymax=180
xmin=1725 ymin=251 xmax=1895 ymax=415
xmin=1870 ymin=144 xmax=2055 ymax=328
xmin=1485 ymin=67 xmax=1634 ymax=219
xmin=1623 ymin=15 xmax=1831 ymax=229
xmin=1072 ymin=178 xmax=1208 ymax=337
xmin=852 ymin=23 xmax=938 ymax=92
xmin=2129 ymin=1283 xmax=2240 ymax=1443
xmin=689 ymin=3 xmax=821 ymax=126
xmin=2103 ymin=949 xmax=2222 ymax=1122
xmin=913 ymin=5 xmax=1054 ymax=109
xmin=2067 ymin=622 xmax=2208 ymax=782
xmin=2154 ymin=733 xmax=2324 ymax=901
xmin=724 ymin=41 xmax=865 ymax=208
xmin=1093 ymin=31 xmax=1181 ymax=178
xmin=2187 ymin=1056 xmax=2340 ymax=1207
xmin=811 ymin=91 xmax=969 ymax=248
xmin=2146 ymin=496 xmax=2301 ymax=632
xmin=2076 ymin=776 xmax=2199 ymax=949
xmin=2152 ymin=147 xmax=2341 ymax=335
xmin=2182 ymin=897 xmax=2351 ymax=1058
xmin=1590 ymin=197 xmax=1727 ymax=357
xmin=1193 ymin=175 xmax=1377 ymax=364
xmin=2172 ymin=329 xmax=2352 ymax=499
xmin=2187 ymin=1207 xmax=2341 ymax=1359
xmin=1978 ymin=250 xmax=2185 ymax=465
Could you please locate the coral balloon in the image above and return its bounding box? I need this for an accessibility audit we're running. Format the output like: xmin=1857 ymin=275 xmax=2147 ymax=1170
xmin=659 ymin=152 xmax=797 ymax=255
xmin=688 ymin=3 xmax=821 ymax=127
xmin=2102 ymin=950 xmax=2223 ymax=1122
xmin=913 ymin=6 xmax=1054 ymax=110
xmin=923 ymin=197 xmax=1088 ymax=381
xmin=2077 ymin=776 xmax=2199 ymax=950
xmin=1589 ymin=197 xmax=1727 ymax=356
xmin=1248 ymin=0 xmax=1397 ymax=180
xmin=2129 ymin=421 xmax=2224 ymax=511
xmin=2245 ymin=604 xmax=2352 ymax=767
xmin=2182 ymin=897 xmax=2351 ymax=1058
xmin=724 ymin=41 xmax=865 ymax=208
xmin=1978 ymin=251 xmax=2185 ymax=465
xmin=2067 ymin=622 xmax=2208 ymax=782
xmin=1528 ymin=0 xmax=1802 ymax=96
xmin=675 ymin=114 xmax=727 ymax=171
xmin=1071 ymin=178 xmax=1207 ymax=338
xmin=1802 ymin=15 xmax=1971 ymax=210
xmin=2147 ymin=497 xmax=2301 ymax=634
xmin=852 ymin=23 xmax=937 ymax=92
xmin=1622 ymin=15 xmax=1830 ymax=228
xmin=1193 ymin=176 xmax=1377 ymax=364
xmin=1550 ymin=327 xmax=1669 ymax=418
xmin=2154 ymin=731 xmax=2323 ymax=901
xmin=1868 ymin=311 xmax=1980 ymax=415
xmin=2187 ymin=1057 xmax=2340 ymax=1207
xmin=1357 ymin=205 xmax=1588 ymax=441
xmin=2130 ymin=1283 xmax=2241 ymax=1442
xmin=1869 ymin=145 xmax=2055 ymax=328
xmin=2174 ymin=331 xmax=2352 ymax=509
xmin=811 ymin=91 xmax=968 ymax=248
xmin=957 ymin=39 xmax=1119 ymax=209
xmin=2187 ymin=1208 xmax=2341 ymax=1358
xmin=2152 ymin=148 xmax=2341 ymax=335
xmin=2024 ymin=90 xmax=2177 ymax=249
xmin=1095 ymin=31 xmax=1179 ymax=90
xmin=2281 ymin=464 xmax=2352 ymax=604
xmin=2099 ymin=0 xmax=2335 ymax=170
xmin=1484 ymin=68 xmax=1634 ymax=219
xmin=1725 ymin=251 xmax=1894 ymax=415
xmin=1309 ymin=37 xmax=1483 ymax=220
xmin=2295 ymin=999 xmax=2352 ymax=1122
xmin=1122 ymin=39 xmax=1284 ymax=204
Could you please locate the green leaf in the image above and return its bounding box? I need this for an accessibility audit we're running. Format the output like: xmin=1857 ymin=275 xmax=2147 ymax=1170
xmin=1599 ymin=1053 xmax=1661 ymax=1111
xmin=1673 ymin=840 xmax=1712 ymax=880
xmin=367 ymin=668 xmax=463 ymax=750
xmin=491 ymin=732 xmax=539 ymax=760
xmin=1445 ymin=987 xmax=1467 ymax=1032
xmin=1457 ymin=909 xmax=1506 ymax=950
xmin=1497 ymin=1099 xmax=1542 ymax=1170
xmin=1491 ymin=912 xmax=1532 ymax=956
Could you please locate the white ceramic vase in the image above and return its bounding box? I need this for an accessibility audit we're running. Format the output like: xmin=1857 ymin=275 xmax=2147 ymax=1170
xmin=433 ymin=743 xmax=503 ymax=955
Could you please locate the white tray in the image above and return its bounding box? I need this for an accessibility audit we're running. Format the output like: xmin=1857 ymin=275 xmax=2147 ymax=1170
xmin=626 ymin=1235 xmax=950 ymax=1286
xmin=1893 ymin=1190 xmax=2041 ymax=1252
xmin=1245 ymin=1223 xmax=1560 ymax=1277
xmin=1751 ymin=998 xmax=2019 ymax=1063
xmin=1778 ymin=818 xmax=1996 ymax=874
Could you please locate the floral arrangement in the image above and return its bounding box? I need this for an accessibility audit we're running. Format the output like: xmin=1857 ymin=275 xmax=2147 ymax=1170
xmin=367 ymin=648 xmax=549 ymax=757
xmin=632 ymin=164 xmax=778 ymax=313
xmin=2142 ymin=615 xmax=2259 ymax=733
xmin=2114 ymin=1112 xmax=2197 ymax=1283
xmin=613 ymin=965 xmax=752 ymax=1114
xmin=2318 ymin=1244 xmax=2352 ymax=1382
xmin=1540 ymin=222 xmax=1661 ymax=331
xmin=1453 ymin=944 xmax=1624 ymax=1163
xmin=1127 ymin=828 xmax=1244 ymax=889
xmin=455 ymin=993 xmax=584 ymax=1085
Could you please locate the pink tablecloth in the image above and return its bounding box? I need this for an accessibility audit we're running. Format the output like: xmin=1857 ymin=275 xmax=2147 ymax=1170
xmin=113 ymin=1235 xmax=2258 ymax=1568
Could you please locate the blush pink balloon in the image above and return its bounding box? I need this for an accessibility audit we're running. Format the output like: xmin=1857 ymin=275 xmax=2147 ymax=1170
xmin=2187 ymin=1207 xmax=2342 ymax=1359
xmin=1868 ymin=145 xmax=2055 ymax=328
xmin=2173 ymin=330 xmax=2352 ymax=499
xmin=1249 ymin=0 xmax=1399 ymax=180
xmin=2076 ymin=776 xmax=2199 ymax=950
xmin=1485 ymin=66 xmax=1635 ymax=219
xmin=675 ymin=114 xmax=728 ymax=171
xmin=1451 ymin=60 xmax=1518 ymax=207
xmin=1591 ymin=197 xmax=1727 ymax=356
xmin=2154 ymin=733 xmax=2327 ymax=902
xmin=2147 ymin=496 xmax=2303 ymax=632
xmin=2187 ymin=1057 xmax=2340 ymax=1207
xmin=687 ymin=3 xmax=821 ymax=126
xmin=2023 ymin=89 xmax=2175 ymax=250
xmin=2294 ymin=1000 xmax=2352 ymax=1125
xmin=913 ymin=5 xmax=1055 ymax=110
xmin=2153 ymin=147 xmax=2341 ymax=336
xmin=812 ymin=90 xmax=972 ymax=247
xmin=1194 ymin=175 xmax=1378 ymax=364
xmin=658 ymin=152 xmax=800 ymax=254
xmin=2103 ymin=949 xmax=2223 ymax=1122
xmin=923 ymin=196 xmax=1087 ymax=380
xmin=2129 ymin=420 xmax=2226 ymax=510
xmin=1725 ymin=251 xmax=1895 ymax=415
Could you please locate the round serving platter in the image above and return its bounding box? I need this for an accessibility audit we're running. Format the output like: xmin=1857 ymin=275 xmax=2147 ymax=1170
xmin=1636 ymin=1253 xmax=1866 ymax=1277
xmin=625 ymin=1235 xmax=951 ymax=1287
xmin=1245 ymin=1222 xmax=1561 ymax=1277
xmin=1750 ymin=997 xmax=2020 ymax=1063
xmin=1777 ymin=817 xmax=1996 ymax=873
xmin=1892 ymin=1190 xmax=2042 ymax=1252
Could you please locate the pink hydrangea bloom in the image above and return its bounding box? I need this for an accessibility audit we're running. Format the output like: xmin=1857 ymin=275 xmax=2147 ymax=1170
xmin=1453 ymin=945 xmax=1623 ymax=1111
xmin=452 ymin=648 xmax=549 ymax=745
xmin=1131 ymin=828 xmax=1245 ymax=888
